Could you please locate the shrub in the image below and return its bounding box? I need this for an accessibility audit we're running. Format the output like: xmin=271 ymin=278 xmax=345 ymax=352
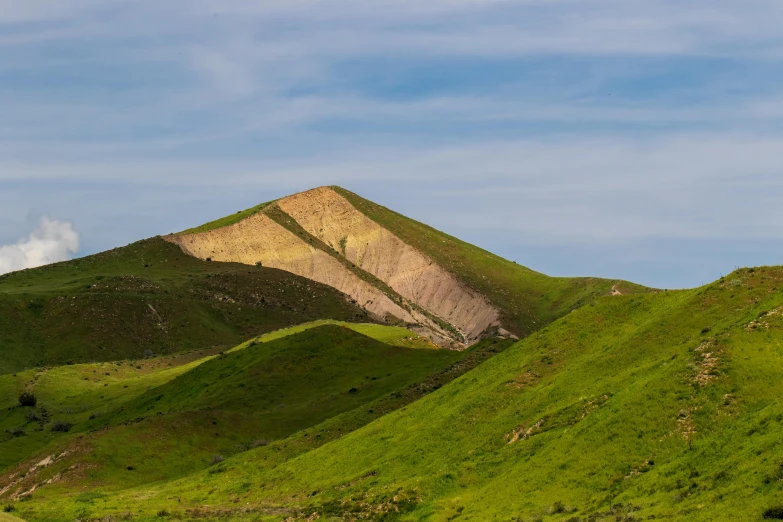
xmin=18 ymin=392 xmax=37 ymax=407
xmin=8 ymin=427 xmax=25 ymax=438
xmin=25 ymin=410 xmax=41 ymax=422
xmin=3 ymin=504 xmax=15 ymax=512
xmin=157 ymin=509 xmax=170 ymax=517
xmin=549 ymin=501 xmax=566 ymax=514
xmin=51 ymin=421 xmax=73 ymax=433
xmin=764 ymin=506 xmax=783 ymax=520
xmin=211 ymin=454 xmax=225 ymax=465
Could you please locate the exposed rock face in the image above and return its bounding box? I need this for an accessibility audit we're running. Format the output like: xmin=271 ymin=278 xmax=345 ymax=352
xmin=167 ymin=187 xmax=502 ymax=345
xmin=165 ymin=213 xmax=420 ymax=326
xmin=276 ymin=187 xmax=500 ymax=342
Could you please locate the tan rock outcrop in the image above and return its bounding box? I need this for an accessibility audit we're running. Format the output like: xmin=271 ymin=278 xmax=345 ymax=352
xmin=277 ymin=187 xmax=500 ymax=342
xmin=165 ymin=213 xmax=422 ymax=326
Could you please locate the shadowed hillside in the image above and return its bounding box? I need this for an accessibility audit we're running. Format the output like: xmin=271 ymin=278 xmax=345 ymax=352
xmin=0 ymin=238 xmax=369 ymax=373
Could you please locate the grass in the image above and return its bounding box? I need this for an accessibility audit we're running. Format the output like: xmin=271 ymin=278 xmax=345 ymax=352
xmin=176 ymin=201 xmax=275 ymax=235
xmin=0 ymin=237 xmax=369 ymax=373
xmin=12 ymin=266 xmax=783 ymax=520
xmin=333 ymin=186 xmax=651 ymax=337
xmin=229 ymin=319 xmax=439 ymax=351
xmin=1 ymin=325 xmax=509 ymax=512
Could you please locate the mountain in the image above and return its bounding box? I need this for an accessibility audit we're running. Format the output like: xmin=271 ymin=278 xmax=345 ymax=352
xmin=6 ymin=186 xmax=777 ymax=521
xmin=166 ymin=186 xmax=646 ymax=347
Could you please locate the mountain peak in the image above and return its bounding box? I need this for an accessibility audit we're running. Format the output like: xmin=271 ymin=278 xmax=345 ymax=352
xmin=166 ymin=187 xmax=643 ymax=347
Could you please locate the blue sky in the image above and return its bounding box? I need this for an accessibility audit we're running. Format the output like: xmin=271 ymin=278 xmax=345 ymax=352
xmin=1 ymin=0 xmax=782 ymax=287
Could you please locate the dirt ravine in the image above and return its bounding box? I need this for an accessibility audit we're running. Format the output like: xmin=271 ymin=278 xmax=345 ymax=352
xmin=277 ymin=187 xmax=500 ymax=342
xmin=164 ymin=213 xmax=422 ymax=326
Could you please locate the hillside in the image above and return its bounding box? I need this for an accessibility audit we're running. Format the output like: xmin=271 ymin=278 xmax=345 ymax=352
xmin=11 ymin=265 xmax=782 ymax=521
xmin=0 ymin=238 xmax=369 ymax=373
xmin=0 ymin=322 xmax=513 ymax=514
xmin=166 ymin=186 xmax=647 ymax=346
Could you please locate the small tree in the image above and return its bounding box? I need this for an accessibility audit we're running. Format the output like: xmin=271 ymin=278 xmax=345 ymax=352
xmin=18 ymin=392 xmax=37 ymax=407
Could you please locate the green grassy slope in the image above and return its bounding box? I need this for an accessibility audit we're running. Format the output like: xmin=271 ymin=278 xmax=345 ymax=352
xmin=333 ymin=186 xmax=650 ymax=337
xmin=0 ymin=322 xmax=435 ymax=474
xmin=230 ymin=319 xmax=439 ymax=350
xmin=31 ymin=266 xmax=783 ymax=521
xmin=0 ymin=238 xmax=369 ymax=373
xmin=177 ymin=201 xmax=275 ymax=235
xmin=1 ymin=326 xmax=508 ymax=510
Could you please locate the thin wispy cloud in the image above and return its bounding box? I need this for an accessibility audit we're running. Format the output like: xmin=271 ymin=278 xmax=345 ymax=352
xmin=0 ymin=0 xmax=780 ymax=286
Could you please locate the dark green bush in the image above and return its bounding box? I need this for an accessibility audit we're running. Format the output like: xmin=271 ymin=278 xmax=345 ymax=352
xmin=18 ymin=392 xmax=37 ymax=407
xmin=763 ymin=506 xmax=783 ymax=519
xmin=51 ymin=421 xmax=73 ymax=432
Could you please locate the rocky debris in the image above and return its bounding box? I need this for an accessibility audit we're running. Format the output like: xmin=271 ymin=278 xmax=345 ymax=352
xmin=506 ymin=419 xmax=544 ymax=445
xmin=693 ymin=341 xmax=720 ymax=387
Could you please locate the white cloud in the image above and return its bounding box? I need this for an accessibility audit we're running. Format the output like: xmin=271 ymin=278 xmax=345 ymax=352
xmin=0 ymin=218 xmax=80 ymax=275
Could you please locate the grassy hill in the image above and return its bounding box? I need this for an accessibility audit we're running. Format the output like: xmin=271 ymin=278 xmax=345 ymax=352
xmin=0 ymin=324 xmax=513 ymax=517
xmin=0 ymin=237 xmax=369 ymax=373
xmin=10 ymin=266 xmax=781 ymax=521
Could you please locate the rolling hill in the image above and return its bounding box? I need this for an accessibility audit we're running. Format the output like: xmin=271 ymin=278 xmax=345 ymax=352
xmin=9 ymin=266 xmax=781 ymax=521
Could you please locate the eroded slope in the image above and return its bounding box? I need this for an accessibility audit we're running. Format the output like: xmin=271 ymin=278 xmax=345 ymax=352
xmin=277 ymin=187 xmax=500 ymax=342
xmin=165 ymin=212 xmax=436 ymax=330
xmin=168 ymin=188 xmax=506 ymax=345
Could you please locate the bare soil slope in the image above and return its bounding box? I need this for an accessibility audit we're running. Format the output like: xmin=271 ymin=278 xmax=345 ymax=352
xmin=277 ymin=187 xmax=500 ymax=342
xmin=166 ymin=213 xmax=420 ymax=325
